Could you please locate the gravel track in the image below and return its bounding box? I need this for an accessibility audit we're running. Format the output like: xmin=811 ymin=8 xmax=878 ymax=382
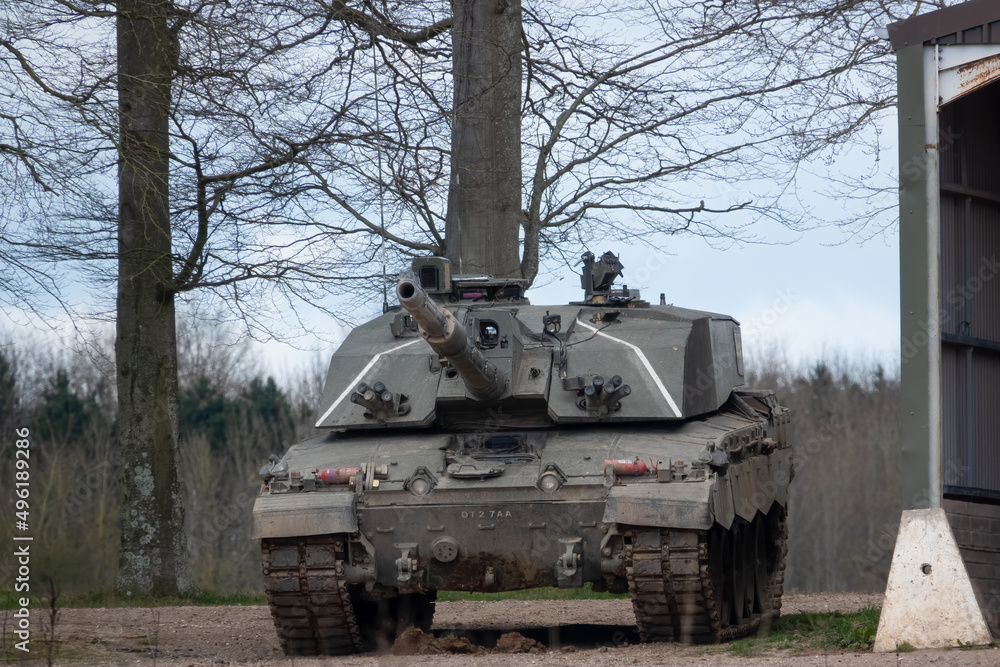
xmin=40 ymin=593 xmax=999 ymax=665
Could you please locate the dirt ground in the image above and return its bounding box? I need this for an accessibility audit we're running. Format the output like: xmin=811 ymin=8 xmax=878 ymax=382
xmin=16 ymin=592 xmax=1000 ymax=666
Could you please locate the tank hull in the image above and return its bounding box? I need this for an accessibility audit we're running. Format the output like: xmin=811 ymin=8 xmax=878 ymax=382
xmin=255 ymin=389 xmax=792 ymax=653
xmin=256 ymin=255 xmax=793 ymax=654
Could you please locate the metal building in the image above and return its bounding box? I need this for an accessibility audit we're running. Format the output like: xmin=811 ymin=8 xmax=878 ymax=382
xmin=890 ymin=0 xmax=1000 ymax=633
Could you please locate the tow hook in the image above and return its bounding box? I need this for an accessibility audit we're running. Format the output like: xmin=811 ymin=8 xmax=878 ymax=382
xmin=395 ymin=544 xmax=418 ymax=583
xmin=557 ymin=537 xmax=583 ymax=587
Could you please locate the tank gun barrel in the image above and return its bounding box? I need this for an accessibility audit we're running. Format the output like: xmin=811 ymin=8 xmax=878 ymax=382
xmin=397 ymin=272 xmax=507 ymax=401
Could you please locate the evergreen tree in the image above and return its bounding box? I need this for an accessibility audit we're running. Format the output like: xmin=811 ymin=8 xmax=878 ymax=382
xmin=0 ymin=350 xmax=18 ymax=436
xmin=179 ymin=376 xmax=233 ymax=451
xmin=32 ymin=368 xmax=99 ymax=445
xmin=240 ymin=376 xmax=295 ymax=441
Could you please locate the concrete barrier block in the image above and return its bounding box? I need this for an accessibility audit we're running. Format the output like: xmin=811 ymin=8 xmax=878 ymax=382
xmin=874 ymin=508 xmax=992 ymax=652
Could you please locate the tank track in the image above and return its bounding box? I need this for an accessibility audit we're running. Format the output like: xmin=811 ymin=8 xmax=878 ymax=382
xmin=261 ymin=536 xmax=362 ymax=656
xmin=262 ymin=510 xmax=787 ymax=653
xmin=626 ymin=507 xmax=787 ymax=644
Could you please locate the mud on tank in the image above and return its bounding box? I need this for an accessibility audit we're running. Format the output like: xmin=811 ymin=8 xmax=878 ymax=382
xmin=253 ymin=251 xmax=793 ymax=654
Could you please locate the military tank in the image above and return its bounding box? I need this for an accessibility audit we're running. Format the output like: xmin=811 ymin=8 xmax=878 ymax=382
xmin=252 ymin=251 xmax=793 ymax=654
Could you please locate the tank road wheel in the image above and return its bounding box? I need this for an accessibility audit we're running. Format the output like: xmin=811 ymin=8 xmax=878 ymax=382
xmin=764 ymin=504 xmax=789 ymax=617
xmin=261 ymin=536 xmax=362 ymax=656
xmin=717 ymin=506 xmax=789 ymax=640
xmin=729 ymin=521 xmax=750 ymax=626
xmin=751 ymin=515 xmax=768 ymax=614
xmin=742 ymin=520 xmax=759 ymax=617
xmin=625 ymin=507 xmax=789 ymax=645
xmin=707 ymin=527 xmax=731 ymax=630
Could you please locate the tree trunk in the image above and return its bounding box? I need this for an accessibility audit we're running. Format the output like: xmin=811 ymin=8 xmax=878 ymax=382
xmin=445 ymin=0 xmax=523 ymax=279
xmin=115 ymin=0 xmax=191 ymax=595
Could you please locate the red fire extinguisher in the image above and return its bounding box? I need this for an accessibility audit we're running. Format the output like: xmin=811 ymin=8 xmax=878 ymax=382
xmin=603 ymin=458 xmax=650 ymax=476
xmin=316 ymin=468 xmax=361 ymax=484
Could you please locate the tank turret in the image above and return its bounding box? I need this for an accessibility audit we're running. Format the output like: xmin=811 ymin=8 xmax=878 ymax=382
xmin=397 ymin=271 xmax=506 ymax=400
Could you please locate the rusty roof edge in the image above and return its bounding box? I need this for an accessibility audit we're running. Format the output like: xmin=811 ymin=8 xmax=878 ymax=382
xmin=888 ymin=0 xmax=1000 ymax=51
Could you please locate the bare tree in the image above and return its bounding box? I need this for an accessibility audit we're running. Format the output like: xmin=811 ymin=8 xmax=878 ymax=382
xmin=445 ymin=0 xmax=523 ymax=277
xmin=299 ymin=0 xmax=935 ymax=284
xmin=1 ymin=0 xmax=949 ymax=593
xmin=2 ymin=0 xmax=448 ymax=594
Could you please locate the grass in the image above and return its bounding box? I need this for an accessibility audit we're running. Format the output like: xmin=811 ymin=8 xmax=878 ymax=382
xmin=725 ymin=607 xmax=882 ymax=656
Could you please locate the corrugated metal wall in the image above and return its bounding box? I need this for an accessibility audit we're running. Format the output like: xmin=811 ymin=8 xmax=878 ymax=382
xmin=939 ymin=81 xmax=1000 ymax=498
